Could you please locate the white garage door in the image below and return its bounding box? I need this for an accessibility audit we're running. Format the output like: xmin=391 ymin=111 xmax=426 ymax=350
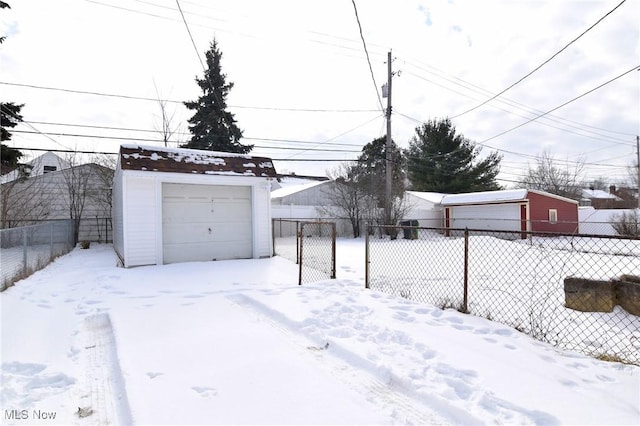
xmin=451 ymin=203 xmax=521 ymax=231
xmin=162 ymin=183 xmax=253 ymax=263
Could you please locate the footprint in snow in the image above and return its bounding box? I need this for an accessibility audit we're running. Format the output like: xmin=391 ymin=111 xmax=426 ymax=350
xmin=192 ymin=386 xmax=218 ymax=398
xmin=146 ymin=372 xmax=163 ymax=379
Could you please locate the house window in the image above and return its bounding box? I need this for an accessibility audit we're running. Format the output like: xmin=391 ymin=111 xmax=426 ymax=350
xmin=43 ymin=165 xmax=57 ymax=173
xmin=548 ymin=209 xmax=558 ymax=224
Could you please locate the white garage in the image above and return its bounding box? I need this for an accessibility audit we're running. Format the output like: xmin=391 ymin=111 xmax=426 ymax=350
xmin=112 ymin=144 xmax=277 ymax=268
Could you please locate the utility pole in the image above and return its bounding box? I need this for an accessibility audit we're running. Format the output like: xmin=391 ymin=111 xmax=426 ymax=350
xmin=385 ymin=50 xmax=393 ymax=226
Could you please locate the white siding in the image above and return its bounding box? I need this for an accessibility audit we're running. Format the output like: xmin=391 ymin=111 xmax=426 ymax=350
xmin=114 ymin=170 xmax=274 ymax=266
xmin=252 ymin=182 xmax=273 ymax=258
xmin=123 ymin=176 xmax=157 ymax=267
xmin=112 ymin=168 xmax=124 ymax=263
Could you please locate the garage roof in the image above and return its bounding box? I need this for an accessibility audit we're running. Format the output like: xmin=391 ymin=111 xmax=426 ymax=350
xmin=441 ymin=189 xmax=528 ymax=206
xmin=119 ymin=144 xmax=278 ymax=178
xmin=441 ymin=189 xmax=578 ymax=206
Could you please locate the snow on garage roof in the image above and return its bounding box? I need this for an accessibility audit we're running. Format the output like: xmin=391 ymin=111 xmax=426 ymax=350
xmin=118 ymin=144 xmax=278 ymax=178
xmin=271 ymin=180 xmax=331 ymax=199
xmin=405 ymin=191 xmax=448 ymax=204
xmin=441 ymin=189 xmax=528 ymax=206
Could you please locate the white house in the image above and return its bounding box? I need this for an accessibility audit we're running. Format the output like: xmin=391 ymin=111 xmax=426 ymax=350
xmin=1 ymin=162 xmax=112 ymax=242
xmin=1 ymin=151 xmax=70 ymax=184
xmin=112 ymin=144 xmax=278 ymax=267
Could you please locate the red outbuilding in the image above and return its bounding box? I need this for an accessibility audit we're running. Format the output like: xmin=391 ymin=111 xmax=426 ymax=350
xmin=441 ymin=189 xmax=579 ymax=237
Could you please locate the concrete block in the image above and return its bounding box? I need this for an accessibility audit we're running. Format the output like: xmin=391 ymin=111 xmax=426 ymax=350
xmin=614 ymin=277 xmax=640 ymax=317
xmin=564 ymin=277 xmax=615 ymax=313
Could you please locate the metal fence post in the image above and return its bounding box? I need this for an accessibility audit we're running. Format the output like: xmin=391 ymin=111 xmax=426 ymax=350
xmin=50 ymin=221 xmax=54 ymax=260
xmin=331 ymin=223 xmax=336 ymax=279
xmin=22 ymin=227 xmax=28 ymax=277
xmin=463 ymin=228 xmax=469 ymax=313
xmin=296 ymin=220 xmax=300 ymax=264
xmin=271 ymin=218 xmax=276 ymax=256
xmin=298 ymin=223 xmax=304 ymax=285
xmin=365 ymin=222 xmax=370 ymax=289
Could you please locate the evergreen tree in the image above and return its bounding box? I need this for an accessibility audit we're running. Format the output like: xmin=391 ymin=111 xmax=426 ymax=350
xmin=183 ymin=40 xmax=252 ymax=154
xmin=1 ymin=102 xmax=24 ymax=169
xmin=356 ymin=136 xmax=406 ymax=207
xmin=406 ymin=118 xmax=502 ymax=193
xmin=1 ymin=3 xmax=24 ymax=169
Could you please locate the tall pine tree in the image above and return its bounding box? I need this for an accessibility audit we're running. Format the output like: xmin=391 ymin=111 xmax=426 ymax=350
xmin=406 ymin=118 xmax=501 ymax=193
xmin=1 ymin=3 xmax=24 ymax=171
xmin=1 ymin=102 xmax=24 ymax=169
xmin=183 ymin=40 xmax=252 ymax=154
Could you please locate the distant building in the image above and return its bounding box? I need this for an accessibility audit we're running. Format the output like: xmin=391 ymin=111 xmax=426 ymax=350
xmin=1 ymin=151 xmax=71 ymax=184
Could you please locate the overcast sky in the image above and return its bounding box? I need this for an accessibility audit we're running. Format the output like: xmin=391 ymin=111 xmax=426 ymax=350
xmin=1 ymin=0 xmax=638 ymax=187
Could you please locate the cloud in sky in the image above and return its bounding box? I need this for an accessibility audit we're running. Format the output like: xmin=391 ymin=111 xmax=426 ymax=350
xmin=1 ymin=0 xmax=638 ymax=186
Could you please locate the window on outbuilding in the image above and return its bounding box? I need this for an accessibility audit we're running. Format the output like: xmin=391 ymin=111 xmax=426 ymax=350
xmin=548 ymin=209 xmax=558 ymax=224
xmin=43 ymin=165 xmax=57 ymax=173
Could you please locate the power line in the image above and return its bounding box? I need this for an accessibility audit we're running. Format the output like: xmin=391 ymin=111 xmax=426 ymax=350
xmin=403 ymin=67 xmax=635 ymax=143
xmin=10 ymin=130 xmax=363 ymax=153
xmin=20 ymin=120 xmax=370 ymax=148
xmin=396 ymin=104 xmax=635 ymax=148
xmin=0 ymin=81 xmax=377 ymax=113
xmin=450 ymin=0 xmax=628 ymax=119
xmin=477 ymin=64 xmax=640 ymax=146
xmin=350 ymin=0 xmax=384 ymax=112
xmin=9 ymin=146 xmax=358 ymax=162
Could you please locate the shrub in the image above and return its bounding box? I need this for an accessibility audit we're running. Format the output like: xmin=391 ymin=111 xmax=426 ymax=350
xmin=611 ymin=209 xmax=640 ymax=237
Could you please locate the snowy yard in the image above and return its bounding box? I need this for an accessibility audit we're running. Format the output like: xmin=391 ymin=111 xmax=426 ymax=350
xmin=367 ymin=232 xmax=640 ymax=362
xmin=1 ymin=240 xmax=639 ymax=425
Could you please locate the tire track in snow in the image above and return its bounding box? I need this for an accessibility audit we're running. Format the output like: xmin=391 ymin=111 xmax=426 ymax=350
xmin=80 ymin=313 xmax=132 ymax=425
xmin=229 ymin=293 xmax=453 ymax=426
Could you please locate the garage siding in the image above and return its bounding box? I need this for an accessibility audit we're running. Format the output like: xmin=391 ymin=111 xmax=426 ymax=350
xmin=253 ymin=184 xmax=273 ymax=258
xmin=528 ymin=191 xmax=579 ymax=233
xmin=124 ymin=177 xmax=158 ymax=267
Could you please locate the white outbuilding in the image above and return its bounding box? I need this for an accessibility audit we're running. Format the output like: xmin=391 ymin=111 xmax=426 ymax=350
xmin=112 ymin=144 xmax=278 ymax=267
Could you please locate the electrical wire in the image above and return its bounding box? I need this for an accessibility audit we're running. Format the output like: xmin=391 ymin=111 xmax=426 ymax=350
xmin=0 ymin=82 xmax=378 ymax=113
xmin=9 ymin=146 xmax=359 ymax=163
xmin=402 ymin=69 xmax=635 ymax=144
xmin=9 ymin=130 xmax=363 ymax=153
xmin=477 ymin=64 xmax=639 ymax=145
xmin=449 ymin=0 xmax=628 ymax=119
xmin=350 ymin=0 xmax=384 ymax=112
xmin=19 ymin=120 xmax=370 ymax=148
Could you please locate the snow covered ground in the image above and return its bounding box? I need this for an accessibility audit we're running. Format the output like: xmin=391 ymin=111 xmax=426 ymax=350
xmin=1 ymin=240 xmax=639 ymax=425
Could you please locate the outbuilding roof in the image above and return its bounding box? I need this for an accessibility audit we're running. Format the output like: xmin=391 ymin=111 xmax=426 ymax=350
xmin=270 ymin=180 xmax=331 ymax=199
xmin=441 ymin=189 xmax=528 ymax=206
xmin=441 ymin=189 xmax=578 ymax=206
xmin=405 ymin=191 xmax=448 ymax=205
xmin=118 ymin=144 xmax=278 ymax=178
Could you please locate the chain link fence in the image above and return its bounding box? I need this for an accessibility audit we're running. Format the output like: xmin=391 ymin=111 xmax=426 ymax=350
xmin=366 ymin=224 xmax=640 ymax=364
xmin=272 ymin=219 xmax=301 ymax=264
xmin=1 ymin=220 xmax=76 ymax=291
xmin=299 ymin=221 xmax=336 ymax=285
xmin=272 ymin=219 xmax=336 ymax=285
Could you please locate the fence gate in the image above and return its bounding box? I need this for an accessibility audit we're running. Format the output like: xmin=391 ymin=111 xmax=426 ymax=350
xmin=298 ymin=221 xmax=336 ymax=285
